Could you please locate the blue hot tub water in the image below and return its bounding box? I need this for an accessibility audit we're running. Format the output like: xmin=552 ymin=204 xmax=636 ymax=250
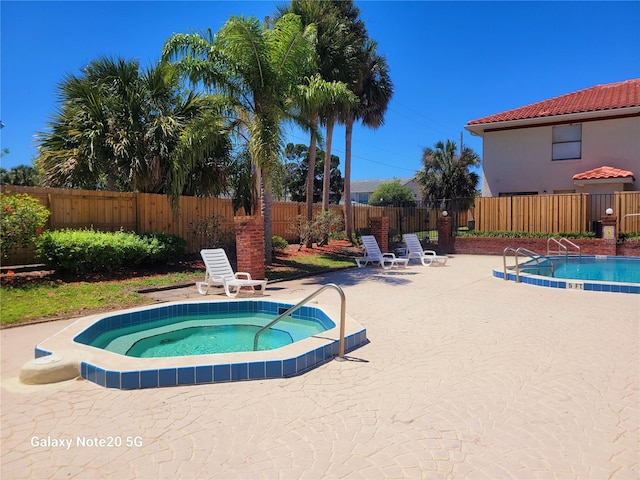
xmin=86 ymin=312 xmax=328 ymax=358
xmin=75 ymin=303 xmax=335 ymax=358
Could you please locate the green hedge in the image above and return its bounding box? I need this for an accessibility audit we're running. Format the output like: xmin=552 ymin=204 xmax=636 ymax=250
xmin=455 ymin=230 xmax=596 ymax=239
xmin=35 ymin=229 xmax=186 ymax=273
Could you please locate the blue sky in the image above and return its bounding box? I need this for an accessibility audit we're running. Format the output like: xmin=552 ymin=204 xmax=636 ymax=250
xmin=1 ymin=1 xmax=639 ymax=182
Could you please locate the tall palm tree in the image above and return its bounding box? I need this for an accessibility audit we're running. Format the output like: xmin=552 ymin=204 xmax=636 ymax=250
xmin=279 ymin=0 xmax=361 ymax=213
xmin=416 ymin=139 xmax=480 ymax=210
xmin=295 ymin=75 xmax=356 ymax=225
xmin=343 ymin=39 xmax=393 ymax=240
xmin=163 ymin=14 xmax=316 ymax=264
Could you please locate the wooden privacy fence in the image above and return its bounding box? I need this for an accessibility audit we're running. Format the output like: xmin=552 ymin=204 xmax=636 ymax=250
xmin=473 ymin=192 xmax=640 ymax=234
xmin=2 ymin=186 xmax=640 ymax=264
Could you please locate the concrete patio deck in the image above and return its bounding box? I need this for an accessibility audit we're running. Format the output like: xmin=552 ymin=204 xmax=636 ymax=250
xmin=1 ymin=255 xmax=638 ymax=479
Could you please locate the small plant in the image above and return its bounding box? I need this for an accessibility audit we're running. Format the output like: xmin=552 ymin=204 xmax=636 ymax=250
xmin=313 ymin=210 xmax=343 ymax=246
xmin=272 ymin=235 xmax=288 ymax=252
xmin=288 ymin=215 xmax=314 ymax=248
xmin=189 ymin=214 xmax=233 ymax=249
xmin=0 ymin=192 xmax=50 ymax=258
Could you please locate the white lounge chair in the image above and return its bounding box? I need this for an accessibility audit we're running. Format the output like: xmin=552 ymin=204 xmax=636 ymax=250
xmin=356 ymin=235 xmax=409 ymax=270
xmin=196 ymin=249 xmax=267 ymax=297
xmin=403 ymin=233 xmax=447 ymax=266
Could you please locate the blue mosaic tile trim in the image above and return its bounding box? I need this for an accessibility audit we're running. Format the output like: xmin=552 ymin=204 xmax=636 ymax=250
xmin=78 ymin=328 xmax=367 ymax=390
xmin=74 ymin=300 xmax=335 ymax=346
xmin=35 ymin=347 xmax=52 ymax=358
xmin=493 ymin=269 xmax=639 ymax=294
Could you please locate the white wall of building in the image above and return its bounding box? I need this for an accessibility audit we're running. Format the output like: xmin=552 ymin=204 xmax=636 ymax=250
xmin=481 ymin=116 xmax=640 ymax=196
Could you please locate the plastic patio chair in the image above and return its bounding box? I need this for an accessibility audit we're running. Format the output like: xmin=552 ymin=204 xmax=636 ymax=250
xmin=196 ymin=249 xmax=267 ymax=297
xmin=356 ymin=235 xmax=409 ymax=270
xmin=403 ymin=233 xmax=448 ymax=266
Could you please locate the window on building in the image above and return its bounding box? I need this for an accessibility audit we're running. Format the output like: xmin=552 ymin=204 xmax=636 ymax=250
xmin=552 ymin=124 xmax=581 ymax=160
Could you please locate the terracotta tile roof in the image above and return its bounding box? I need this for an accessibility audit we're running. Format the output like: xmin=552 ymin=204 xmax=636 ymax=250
xmin=468 ymin=79 xmax=640 ymax=125
xmin=572 ymin=166 xmax=635 ymax=181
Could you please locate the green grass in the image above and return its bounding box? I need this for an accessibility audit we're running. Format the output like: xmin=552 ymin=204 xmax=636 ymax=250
xmin=0 ymin=254 xmax=355 ymax=326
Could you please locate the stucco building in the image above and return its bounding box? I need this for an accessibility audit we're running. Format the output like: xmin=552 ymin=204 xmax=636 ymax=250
xmin=465 ymin=79 xmax=639 ymax=197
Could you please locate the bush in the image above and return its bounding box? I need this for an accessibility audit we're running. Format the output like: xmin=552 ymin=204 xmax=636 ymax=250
xmin=288 ymin=215 xmax=314 ymax=246
xmin=35 ymin=228 xmax=186 ymax=273
xmin=313 ymin=210 xmax=343 ymax=245
xmin=288 ymin=211 xmax=344 ymax=246
xmin=1 ymin=192 xmax=50 ymax=258
xmin=455 ymin=230 xmax=596 ymax=239
xmin=189 ymin=214 xmax=234 ymax=249
xmin=272 ymin=235 xmax=288 ymax=252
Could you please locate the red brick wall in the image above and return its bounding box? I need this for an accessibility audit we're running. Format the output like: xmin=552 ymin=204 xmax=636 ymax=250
xmin=452 ymin=237 xmax=638 ymax=256
xmin=437 ymin=217 xmax=454 ymax=253
xmin=370 ymin=217 xmax=389 ymax=253
xmin=234 ymin=216 xmax=265 ymax=280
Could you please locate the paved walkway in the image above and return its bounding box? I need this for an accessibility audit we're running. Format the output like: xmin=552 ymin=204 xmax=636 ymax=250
xmin=1 ymin=255 xmax=638 ymax=479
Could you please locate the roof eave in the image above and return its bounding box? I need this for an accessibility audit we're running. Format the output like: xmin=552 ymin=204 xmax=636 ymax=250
xmin=574 ymin=177 xmax=635 ymax=186
xmin=465 ymin=106 xmax=640 ymax=137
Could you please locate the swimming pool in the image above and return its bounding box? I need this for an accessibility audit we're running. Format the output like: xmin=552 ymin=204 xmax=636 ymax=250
xmin=494 ymin=255 xmax=640 ymax=294
xmin=28 ymin=299 xmax=368 ymax=389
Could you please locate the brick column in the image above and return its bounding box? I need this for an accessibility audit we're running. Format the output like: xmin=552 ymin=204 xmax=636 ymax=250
xmin=437 ymin=215 xmax=454 ymax=254
xmin=369 ymin=217 xmax=389 ymax=253
xmin=600 ymin=214 xmax=618 ymax=256
xmin=234 ymin=216 xmax=265 ymax=280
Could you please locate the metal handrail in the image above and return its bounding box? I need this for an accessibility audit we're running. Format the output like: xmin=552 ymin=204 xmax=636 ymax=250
xmin=547 ymin=237 xmax=567 ymax=256
xmin=547 ymin=237 xmax=581 ymax=257
xmin=559 ymin=237 xmax=581 ymax=257
xmin=253 ymin=283 xmax=347 ymax=358
xmin=503 ymin=246 xmax=547 ymax=282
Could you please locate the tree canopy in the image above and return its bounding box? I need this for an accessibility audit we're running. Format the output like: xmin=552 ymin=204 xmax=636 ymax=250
xmin=368 ymin=180 xmax=416 ymax=207
xmin=416 ymin=139 xmax=480 ymax=210
xmin=35 ymin=57 xmax=232 ymax=209
xmin=283 ymin=143 xmax=343 ymax=204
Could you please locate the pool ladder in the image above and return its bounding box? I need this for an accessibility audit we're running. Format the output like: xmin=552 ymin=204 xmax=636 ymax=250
xmin=547 ymin=237 xmax=581 ymax=257
xmin=503 ymin=247 xmax=551 ymax=282
xmin=252 ymin=283 xmax=347 ymax=358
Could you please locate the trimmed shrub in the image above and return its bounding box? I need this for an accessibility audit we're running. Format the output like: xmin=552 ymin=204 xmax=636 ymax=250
xmin=272 ymin=235 xmax=288 ymax=252
xmin=1 ymin=192 xmax=50 ymax=258
xmin=35 ymin=229 xmax=186 ymax=273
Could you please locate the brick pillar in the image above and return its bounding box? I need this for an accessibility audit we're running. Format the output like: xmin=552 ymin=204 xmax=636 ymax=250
xmin=370 ymin=217 xmax=389 ymax=252
xmin=600 ymin=214 xmax=618 ymax=256
xmin=234 ymin=216 xmax=265 ymax=279
xmin=437 ymin=215 xmax=454 ymax=253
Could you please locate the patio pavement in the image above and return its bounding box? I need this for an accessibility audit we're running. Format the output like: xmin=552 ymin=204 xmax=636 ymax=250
xmin=1 ymin=255 xmax=638 ymax=479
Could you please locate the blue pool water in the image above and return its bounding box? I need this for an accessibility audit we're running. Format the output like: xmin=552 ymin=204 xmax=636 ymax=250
xmin=495 ymin=255 xmax=640 ymax=294
xmin=82 ymin=312 xmax=330 ymax=358
xmin=521 ymin=256 xmax=640 ymax=283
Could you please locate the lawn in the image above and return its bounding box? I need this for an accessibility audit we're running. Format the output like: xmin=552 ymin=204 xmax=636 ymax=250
xmin=0 ymin=243 xmax=359 ymax=326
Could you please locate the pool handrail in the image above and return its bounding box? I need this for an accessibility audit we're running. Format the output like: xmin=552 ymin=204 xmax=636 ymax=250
xmin=503 ymin=246 xmax=549 ymax=282
xmin=253 ymin=283 xmax=347 ymax=358
xmin=547 ymin=237 xmax=581 ymax=257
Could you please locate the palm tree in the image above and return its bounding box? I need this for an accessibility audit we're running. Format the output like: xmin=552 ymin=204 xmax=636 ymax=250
xmin=279 ymin=1 xmax=361 ymax=213
xmin=342 ymin=38 xmax=393 ymax=241
xmin=416 ymin=139 xmax=480 ymax=211
xmin=295 ymin=75 xmax=356 ymax=225
xmin=36 ymin=57 xmax=232 ymax=209
xmin=163 ymin=14 xmax=316 ymax=264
